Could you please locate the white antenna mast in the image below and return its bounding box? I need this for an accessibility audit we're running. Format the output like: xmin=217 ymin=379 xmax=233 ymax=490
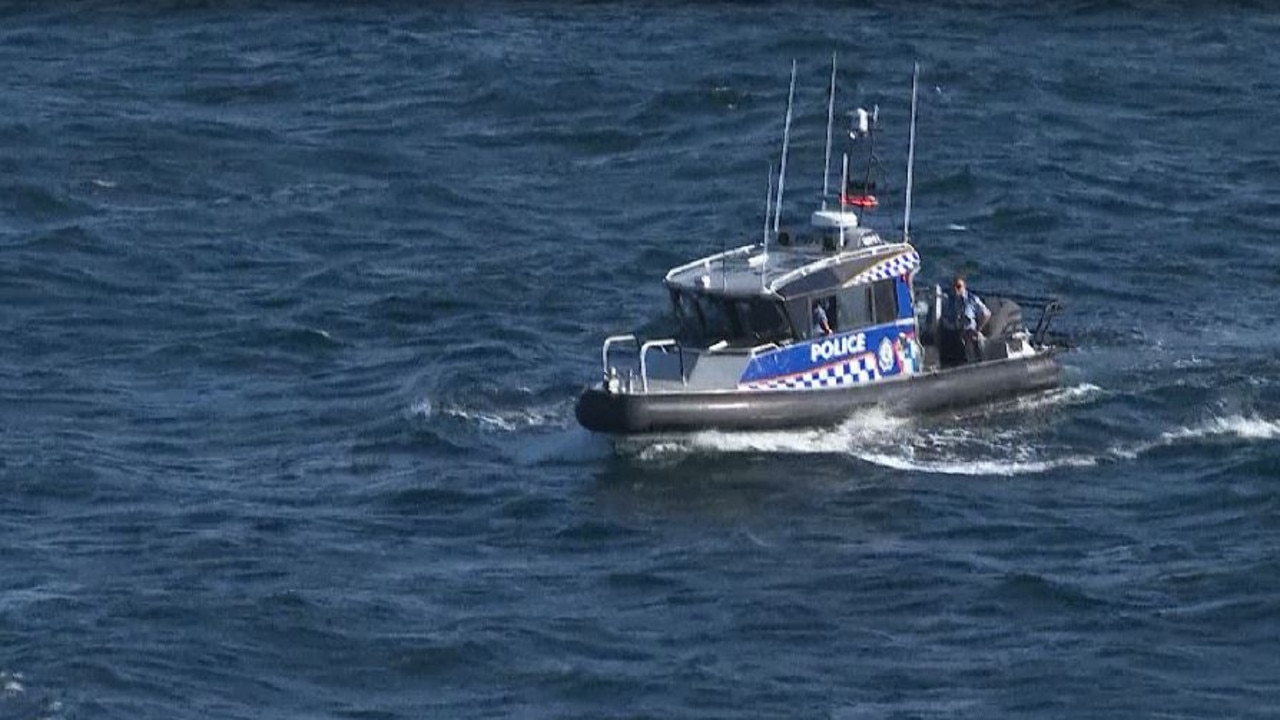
xmin=840 ymin=153 xmax=850 ymax=245
xmin=773 ymin=59 xmax=798 ymax=235
xmin=761 ymin=164 xmax=775 ymax=289
xmin=903 ymin=61 xmax=920 ymax=243
xmin=763 ymin=164 xmax=774 ymax=246
xmin=821 ymin=52 xmax=837 ymax=210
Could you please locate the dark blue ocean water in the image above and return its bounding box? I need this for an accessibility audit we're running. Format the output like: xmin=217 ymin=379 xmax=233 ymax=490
xmin=3 ymin=3 xmax=1279 ymax=718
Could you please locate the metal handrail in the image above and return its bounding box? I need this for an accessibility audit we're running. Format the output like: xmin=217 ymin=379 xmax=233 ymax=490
xmin=663 ymin=244 xmax=756 ymax=283
xmin=601 ymin=334 xmax=639 ymax=380
xmin=639 ymin=339 xmax=684 ymax=393
xmin=748 ymin=342 xmax=780 ymax=358
xmin=1030 ymin=298 xmax=1065 ymax=347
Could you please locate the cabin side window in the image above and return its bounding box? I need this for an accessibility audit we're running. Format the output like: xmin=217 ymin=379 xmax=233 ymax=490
xmin=810 ymin=295 xmax=837 ymax=338
xmin=836 ymin=286 xmax=872 ymax=330
xmin=872 ymin=280 xmax=898 ymax=325
xmin=833 ymin=280 xmax=899 ymax=331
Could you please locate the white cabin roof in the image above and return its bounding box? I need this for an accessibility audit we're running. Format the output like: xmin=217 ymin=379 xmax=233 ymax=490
xmin=810 ymin=208 xmax=859 ymax=229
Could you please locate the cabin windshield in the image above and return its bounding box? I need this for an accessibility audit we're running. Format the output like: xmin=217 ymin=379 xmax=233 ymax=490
xmin=670 ymin=290 xmax=793 ymax=347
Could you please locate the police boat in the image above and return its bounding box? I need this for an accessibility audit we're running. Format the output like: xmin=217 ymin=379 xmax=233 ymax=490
xmin=575 ymin=60 xmax=1064 ymax=435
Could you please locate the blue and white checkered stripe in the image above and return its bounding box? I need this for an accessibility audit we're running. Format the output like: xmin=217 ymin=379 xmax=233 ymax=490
xmin=849 ymin=251 xmax=920 ymax=285
xmin=741 ymin=353 xmax=880 ymax=391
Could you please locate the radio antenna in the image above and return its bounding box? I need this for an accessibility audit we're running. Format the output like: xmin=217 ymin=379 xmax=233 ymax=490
xmin=773 ymin=59 xmax=797 ymax=234
xmin=821 ymin=52 xmax=837 ymax=209
xmin=903 ymin=61 xmax=920 ymax=243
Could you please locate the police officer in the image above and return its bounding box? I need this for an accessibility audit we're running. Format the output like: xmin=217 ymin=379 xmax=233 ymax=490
xmin=812 ymin=300 xmax=833 ymax=336
xmin=939 ymin=274 xmax=990 ymax=366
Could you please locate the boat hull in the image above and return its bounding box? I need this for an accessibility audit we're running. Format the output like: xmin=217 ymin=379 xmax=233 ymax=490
xmin=575 ymin=352 xmax=1062 ymax=434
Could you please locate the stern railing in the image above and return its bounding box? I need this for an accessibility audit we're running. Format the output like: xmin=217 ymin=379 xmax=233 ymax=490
xmin=988 ymin=292 xmax=1066 ymax=347
xmin=638 ymin=339 xmax=685 ymax=393
xmin=600 ymin=334 xmax=688 ymax=394
xmin=600 ymin=336 xmax=783 ymax=394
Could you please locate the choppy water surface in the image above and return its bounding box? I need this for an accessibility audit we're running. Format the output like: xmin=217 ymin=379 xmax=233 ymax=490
xmin=2 ymin=3 xmax=1279 ymax=718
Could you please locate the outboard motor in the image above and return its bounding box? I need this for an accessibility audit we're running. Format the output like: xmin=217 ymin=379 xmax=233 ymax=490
xmin=978 ymin=297 xmax=1028 ymax=361
xmin=983 ymin=297 xmax=1025 ymax=340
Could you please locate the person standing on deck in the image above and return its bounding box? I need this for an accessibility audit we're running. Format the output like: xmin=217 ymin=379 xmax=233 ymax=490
xmin=939 ymin=274 xmax=990 ymax=366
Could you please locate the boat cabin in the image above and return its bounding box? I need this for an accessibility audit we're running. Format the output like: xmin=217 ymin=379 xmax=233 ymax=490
xmin=595 ymin=209 xmax=926 ymax=394
xmin=662 ymin=215 xmax=918 ymax=352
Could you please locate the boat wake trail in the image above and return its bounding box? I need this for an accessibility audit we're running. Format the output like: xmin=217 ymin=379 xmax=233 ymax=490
xmin=410 ymin=381 xmax=1277 ymax=474
xmin=615 ymin=383 xmax=1280 ymax=476
xmin=615 ymin=407 xmax=908 ymax=462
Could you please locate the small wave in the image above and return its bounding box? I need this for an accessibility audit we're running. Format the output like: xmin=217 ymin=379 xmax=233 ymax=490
xmin=1101 ymin=416 xmax=1280 ymax=461
xmin=409 ymin=382 xmax=580 ymax=439
xmin=850 ymin=421 xmax=1103 ymax=476
xmin=1013 ymin=383 xmax=1106 ymax=411
xmin=1161 ymin=415 xmax=1280 ymax=442
xmin=855 ymin=451 xmax=1099 ymax=476
xmin=447 ymin=406 xmax=563 ymax=432
xmin=409 ymin=398 xmax=433 ymax=418
xmin=445 ymin=407 xmax=525 ymax=432
xmin=1172 ymin=355 xmax=1211 ymax=370
xmin=0 ymin=670 xmax=62 ymax=719
xmin=1078 ymin=412 xmax=1279 ymax=463
xmin=413 ymin=398 xmax=569 ymax=433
